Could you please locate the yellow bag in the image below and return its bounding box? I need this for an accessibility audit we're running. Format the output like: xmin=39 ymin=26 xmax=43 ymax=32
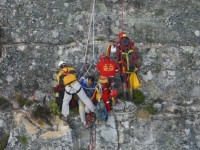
xmin=56 ymin=67 xmax=77 ymax=86
xmin=129 ymin=72 xmax=142 ymax=89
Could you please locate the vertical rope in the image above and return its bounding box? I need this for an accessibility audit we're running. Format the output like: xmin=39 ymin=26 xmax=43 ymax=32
xmin=84 ymin=0 xmax=96 ymax=64
xmin=122 ymin=0 xmax=124 ymax=31
xmin=92 ymin=0 xmax=95 ymax=62
xmin=84 ymin=0 xmax=94 ymax=63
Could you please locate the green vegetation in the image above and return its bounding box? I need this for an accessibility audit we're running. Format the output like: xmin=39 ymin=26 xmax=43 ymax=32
xmin=143 ymin=103 xmax=158 ymax=115
xmin=49 ymin=101 xmax=62 ymax=116
xmin=137 ymin=103 xmax=158 ymax=119
xmin=155 ymin=66 xmax=161 ymax=74
xmin=66 ymin=37 xmax=76 ymax=44
xmin=32 ymin=104 xmax=52 ymax=127
xmin=19 ymin=135 xmax=27 ymax=144
xmin=16 ymin=94 xmax=27 ymax=108
xmin=96 ymin=36 xmax=106 ymax=41
xmin=25 ymin=100 xmax=34 ymax=107
xmin=70 ymin=107 xmax=79 ymax=116
xmin=132 ymin=89 xmax=145 ymax=104
xmin=33 ymin=105 xmax=51 ymax=118
xmin=0 ymin=133 xmax=9 ymax=150
xmin=73 ymin=7 xmax=82 ymax=12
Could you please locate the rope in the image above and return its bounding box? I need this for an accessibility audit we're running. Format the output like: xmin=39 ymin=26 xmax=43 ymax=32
xmin=122 ymin=0 xmax=124 ymax=32
xmin=84 ymin=10 xmax=93 ymax=63
xmin=86 ymin=112 xmax=96 ymax=150
xmin=84 ymin=0 xmax=96 ymax=63
xmin=92 ymin=0 xmax=96 ymax=62
xmin=82 ymin=0 xmax=96 ymax=78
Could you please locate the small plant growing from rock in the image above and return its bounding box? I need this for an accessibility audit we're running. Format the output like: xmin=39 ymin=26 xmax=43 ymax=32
xmin=143 ymin=103 xmax=158 ymax=115
xmin=16 ymin=94 xmax=27 ymax=108
xmin=70 ymin=107 xmax=79 ymax=116
xmin=96 ymin=36 xmax=106 ymax=41
xmin=0 ymin=133 xmax=9 ymax=149
xmin=132 ymin=89 xmax=145 ymax=104
xmin=19 ymin=135 xmax=27 ymax=144
xmin=49 ymin=101 xmax=61 ymax=116
xmin=66 ymin=37 xmax=75 ymax=44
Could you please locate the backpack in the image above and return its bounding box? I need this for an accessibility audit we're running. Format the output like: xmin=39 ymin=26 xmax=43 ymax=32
xmin=56 ymin=67 xmax=77 ymax=86
xmin=95 ymin=100 xmax=108 ymax=122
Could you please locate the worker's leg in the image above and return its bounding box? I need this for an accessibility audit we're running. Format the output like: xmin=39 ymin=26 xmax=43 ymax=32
xmin=85 ymin=106 xmax=90 ymax=114
xmin=102 ymin=89 xmax=111 ymax=112
xmin=78 ymin=99 xmax=86 ymax=123
xmin=71 ymin=81 xmax=96 ymax=112
xmin=62 ymin=90 xmax=72 ymax=118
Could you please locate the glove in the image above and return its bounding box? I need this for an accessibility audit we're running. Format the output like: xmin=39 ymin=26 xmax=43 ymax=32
xmin=56 ymin=85 xmax=63 ymax=91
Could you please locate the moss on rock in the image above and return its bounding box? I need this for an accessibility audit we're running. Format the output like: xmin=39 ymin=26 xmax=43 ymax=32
xmin=0 ymin=133 xmax=9 ymax=150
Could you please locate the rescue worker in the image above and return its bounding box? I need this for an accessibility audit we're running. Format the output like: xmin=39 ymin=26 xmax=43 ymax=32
xmin=80 ymin=76 xmax=96 ymax=99
xmin=80 ymin=76 xmax=108 ymax=122
xmin=78 ymin=76 xmax=97 ymax=125
xmin=56 ymin=61 xmax=96 ymax=121
xmin=96 ymin=54 xmax=118 ymax=112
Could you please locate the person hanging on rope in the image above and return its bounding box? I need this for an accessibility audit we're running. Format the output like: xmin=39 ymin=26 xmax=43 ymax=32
xmin=78 ymin=76 xmax=97 ymax=125
xmin=96 ymin=54 xmax=118 ymax=112
xmin=56 ymin=61 xmax=96 ymax=121
xmin=79 ymin=76 xmax=108 ymax=125
xmin=116 ymin=32 xmax=140 ymax=100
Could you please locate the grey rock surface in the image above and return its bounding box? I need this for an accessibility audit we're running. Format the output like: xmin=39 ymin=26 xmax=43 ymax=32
xmin=0 ymin=0 xmax=200 ymax=150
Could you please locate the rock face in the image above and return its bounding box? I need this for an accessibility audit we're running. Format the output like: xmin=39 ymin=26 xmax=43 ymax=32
xmin=0 ymin=0 xmax=200 ymax=150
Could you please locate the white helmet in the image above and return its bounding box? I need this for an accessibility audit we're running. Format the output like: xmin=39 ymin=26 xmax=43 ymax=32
xmin=58 ymin=61 xmax=66 ymax=68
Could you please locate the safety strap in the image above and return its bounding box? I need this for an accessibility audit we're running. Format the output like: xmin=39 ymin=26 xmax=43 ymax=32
xmin=122 ymin=49 xmax=134 ymax=71
xmin=65 ymin=86 xmax=81 ymax=95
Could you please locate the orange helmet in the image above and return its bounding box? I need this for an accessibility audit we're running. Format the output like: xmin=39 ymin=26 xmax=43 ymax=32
xmin=99 ymin=54 xmax=108 ymax=61
xmin=118 ymin=32 xmax=126 ymax=38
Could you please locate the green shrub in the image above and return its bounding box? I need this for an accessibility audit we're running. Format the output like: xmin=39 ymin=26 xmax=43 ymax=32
xmin=66 ymin=37 xmax=75 ymax=44
xmin=0 ymin=133 xmax=9 ymax=149
xmin=96 ymin=36 xmax=106 ymax=41
xmin=33 ymin=105 xmax=51 ymax=118
xmin=70 ymin=107 xmax=79 ymax=116
xmin=25 ymin=100 xmax=34 ymax=107
xmin=16 ymin=94 xmax=27 ymax=108
xmin=19 ymin=135 xmax=27 ymax=144
xmin=132 ymin=89 xmax=145 ymax=104
xmin=143 ymin=103 xmax=157 ymax=115
xmin=49 ymin=101 xmax=61 ymax=116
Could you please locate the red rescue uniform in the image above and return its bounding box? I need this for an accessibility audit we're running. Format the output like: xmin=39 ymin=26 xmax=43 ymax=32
xmin=96 ymin=59 xmax=118 ymax=77
xmin=96 ymin=57 xmax=118 ymax=112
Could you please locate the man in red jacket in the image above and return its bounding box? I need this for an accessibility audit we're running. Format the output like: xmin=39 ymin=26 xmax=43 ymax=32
xmin=96 ymin=54 xmax=118 ymax=112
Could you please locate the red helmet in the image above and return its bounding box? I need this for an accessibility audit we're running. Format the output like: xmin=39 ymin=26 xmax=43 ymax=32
xmin=118 ymin=32 xmax=126 ymax=38
xmin=99 ymin=54 xmax=108 ymax=61
xmin=110 ymin=89 xmax=118 ymax=97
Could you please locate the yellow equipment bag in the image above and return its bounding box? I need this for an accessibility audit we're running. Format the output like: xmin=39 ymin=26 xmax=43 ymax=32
xmin=56 ymin=67 xmax=77 ymax=86
xmin=129 ymin=71 xmax=141 ymax=89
